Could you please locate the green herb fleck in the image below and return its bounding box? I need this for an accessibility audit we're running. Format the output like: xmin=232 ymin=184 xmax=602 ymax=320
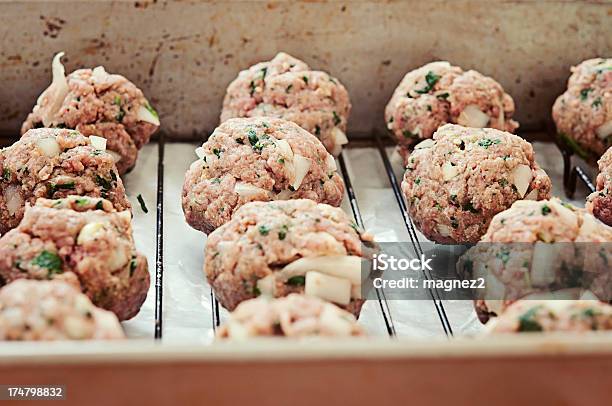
xmin=518 ymin=307 xmax=544 ymax=332
xmin=2 ymin=168 xmax=10 ymax=181
xmin=302 ymin=76 xmax=309 ymax=85
xmin=477 ymin=138 xmax=501 ymax=149
xmin=75 ymin=197 xmax=89 ymax=207
xmin=580 ymin=88 xmax=592 ymax=101
xmin=278 ymin=224 xmax=289 ymax=240
xmin=286 ymin=275 xmax=306 ymax=286
xmin=129 ymin=256 xmax=137 ymax=277
xmin=462 ymin=202 xmax=479 ymax=213
xmin=414 ymin=178 xmax=421 ymax=185
xmin=541 ymin=204 xmax=551 ymax=216
xmin=592 ymin=97 xmax=602 ymax=108
xmin=31 ymin=251 xmax=62 ymax=276
xmin=415 ymin=71 xmax=441 ymax=94
xmin=258 ymin=225 xmax=270 ymax=236
xmin=436 ymin=92 xmax=449 ymax=100
xmin=95 ymin=200 xmax=104 ymax=210
xmin=144 ymin=102 xmax=159 ymax=119
xmin=332 ymin=111 xmax=341 ymax=126
xmin=212 ymin=148 xmax=222 ymax=158
xmin=402 ymin=130 xmax=417 ymax=139
xmin=137 ymin=194 xmax=148 ymax=213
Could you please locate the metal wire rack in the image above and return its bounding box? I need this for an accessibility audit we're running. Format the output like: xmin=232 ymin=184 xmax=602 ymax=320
xmin=153 ymin=129 xmax=598 ymax=339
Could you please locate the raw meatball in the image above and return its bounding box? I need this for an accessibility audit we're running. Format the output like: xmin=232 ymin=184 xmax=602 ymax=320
xmin=0 ymin=196 xmax=149 ymax=321
xmin=22 ymin=52 xmax=160 ymax=174
xmin=0 ymin=128 xmax=130 ymax=234
xmin=485 ymin=300 xmax=612 ymax=334
xmin=221 ymin=52 xmax=351 ymax=155
xmin=217 ymin=294 xmax=364 ymax=339
xmin=204 ymin=199 xmax=374 ymax=317
xmin=385 ymin=61 xmax=518 ymax=160
xmin=459 ymin=199 xmax=612 ymax=322
xmin=182 ymin=117 xmax=344 ymax=234
xmin=401 ymin=124 xmax=551 ymax=244
xmin=553 ymin=58 xmax=612 ymax=161
xmin=0 ymin=278 xmax=124 ymax=340
xmin=586 ymin=146 xmax=612 ymax=225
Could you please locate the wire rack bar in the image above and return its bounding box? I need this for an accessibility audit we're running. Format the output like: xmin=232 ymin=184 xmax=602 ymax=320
xmin=154 ymin=134 xmax=165 ymax=339
xmin=373 ymin=134 xmax=454 ymax=337
xmin=211 ymin=291 xmax=221 ymax=331
xmin=338 ymin=152 xmax=396 ymax=337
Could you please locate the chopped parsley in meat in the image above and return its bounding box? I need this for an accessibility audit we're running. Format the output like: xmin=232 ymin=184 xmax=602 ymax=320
xmin=332 ymin=111 xmax=341 ymax=126
xmin=258 ymin=225 xmax=270 ymax=236
xmin=31 ymin=250 xmax=63 ymax=276
xmin=286 ymin=275 xmax=305 ymax=286
xmin=580 ymin=88 xmax=592 ymax=101
xmin=518 ymin=307 xmax=544 ymax=332
xmin=415 ymin=71 xmax=441 ymax=94
xmin=477 ymin=138 xmax=501 ymax=149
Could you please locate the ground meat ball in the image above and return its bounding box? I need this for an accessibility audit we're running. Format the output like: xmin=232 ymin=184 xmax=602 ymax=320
xmin=385 ymin=61 xmax=518 ymax=160
xmin=553 ymin=58 xmax=612 ymax=161
xmin=587 ymin=147 xmax=612 ymax=225
xmin=485 ymin=300 xmax=612 ymax=334
xmin=0 ymin=278 xmax=124 ymax=340
xmin=0 ymin=196 xmax=149 ymax=321
xmin=401 ymin=124 xmax=551 ymax=244
xmin=21 ymin=53 xmax=160 ymax=174
xmin=0 ymin=128 xmax=130 ymax=234
xmin=216 ymin=294 xmax=364 ymax=339
xmin=205 ymin=199 xmax=373 ymax=317
xmin=182 ymin=117 xmax=344 ymax=234
xmin=221 ymin=52 xmax=351 ymax=155
xmin=459 ymin=199 xmax=612 ymax=322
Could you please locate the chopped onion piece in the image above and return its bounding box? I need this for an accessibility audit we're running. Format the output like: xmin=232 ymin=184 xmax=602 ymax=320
xmin=579 ymin=212 xmax=600 ymax=235
xmin=279 ymin=255 xmax=362 ymax=285
xmin=441 ymin=161 xmax=459 ymax=181
xmin=457 ymin=105 xmax=490 ymax=128
xmin=319 ymin=305 xmax=355 ymax=336
xmin=195 ymin=146 xmax=205 ymax=159
xmin=351 ymin=284 xmax=362 ymax=299
xmin=548 ymin=200 xmax=577 ymax=227
xmin=291 ymin=154 xmax=311 ymax=190
xmin=91 ymin=66 xmax=107 ymax=83
xmin=415 ymin=139 xmax=435 ymax=150
xmin=510 ymin=164 xmax=532 ymax=198
xmin=437 ymin=224 xmax=452 ymax=237
xmin=325 ymin=154 xmax=337 ymax=173
xmin=77 ymin=222 xmax=106 ymax=245
xmin=89 ymin=135 xmax=107 ymax=151
xmin=275 ymin=139 xmax=294 ymax=159
xmin=305 ymin=271 xmax=351 ymax=305
xmin=37 ymin=52 xmax=69 ymax=127
xmin=107 ymin=150 xmax=123 ymax=163
xmin=256 ymin=274 xmax=276 ymax=297
xmin=330 ymin=128 xmax=349 ymax=156
xmin=36 ymin=137 xmax=61 ymax=157
xmin=530 ymin=241 xmax=560 ymax=287
xmin=274 ymin=190 xmax=294 ymax=200
xmin=234 ymin=182 xmax=269 ymax=199
xmin=117 ymin=210 xmax=132 ymax=223
xmin=136 ymin=104 xmax=160 ymax=126
xmin=595 ymin=121 xmax=612 ymax=140
xmin=4 ymin=185 xmax=23 ymax=216
xmin=85 ymin=234 xmax=128 ymax=272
